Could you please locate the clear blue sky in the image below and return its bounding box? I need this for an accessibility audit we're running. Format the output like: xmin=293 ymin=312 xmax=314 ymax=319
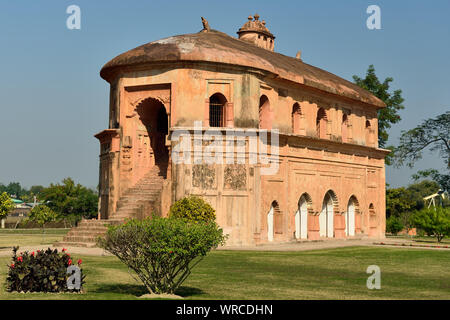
xmin=1 ymin=0 xmax=449 ymax=189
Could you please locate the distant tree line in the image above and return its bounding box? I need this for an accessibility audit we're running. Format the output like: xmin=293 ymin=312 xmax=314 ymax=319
xmin=0 ymin=178 xmax=98 ymax=226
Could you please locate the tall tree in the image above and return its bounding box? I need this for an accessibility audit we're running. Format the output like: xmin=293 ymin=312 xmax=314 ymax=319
xmin=40 ymin=178 xmax=98 ymax=221
xmin=4 ymin=182 xmax=26 ymax=198
xmin=394 ymin=111 xmax=450 ymax=191
xmin=353 ymin=65 xmax=405 ymax=153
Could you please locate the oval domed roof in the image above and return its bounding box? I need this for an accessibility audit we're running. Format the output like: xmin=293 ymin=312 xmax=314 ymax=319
xmin=100 ymin=30 xmax=385 ymax=108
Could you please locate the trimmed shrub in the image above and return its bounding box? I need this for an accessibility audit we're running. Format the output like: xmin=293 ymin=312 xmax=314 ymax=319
xmin=386 ymin=215 xmax=404 ymax=235
xmin=98 ymin=217 xmax=227 ymax=295
xmin=6 ymin=247 xmax=85 ymax=293
xmin=168 ymin=195 xmax=216 ymax=223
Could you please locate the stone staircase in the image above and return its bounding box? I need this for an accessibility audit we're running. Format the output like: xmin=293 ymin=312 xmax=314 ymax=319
xmin=57 ymin=164 xmax=167 ymax=247
xmin=111 ymin=163 xmax=167 ymax=220
xmin=56 ymin=219 xmax=123 ymax=248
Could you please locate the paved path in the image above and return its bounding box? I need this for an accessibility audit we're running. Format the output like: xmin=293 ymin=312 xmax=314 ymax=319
xmin=0 ymin=238 xmax=448 ymax=257
xmin=0 ymin=245 xmax=112 ymax=257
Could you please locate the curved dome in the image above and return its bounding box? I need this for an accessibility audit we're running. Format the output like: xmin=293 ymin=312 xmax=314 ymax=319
xmin=100 ymin=30 xmax=385 ymax=108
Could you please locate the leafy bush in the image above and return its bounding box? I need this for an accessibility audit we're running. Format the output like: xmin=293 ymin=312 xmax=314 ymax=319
xmin=6 ymin=247 xmax=84 ymax=293
xmin=386 ymin=215 xmax=404 ymax=235
xmin=98 ymin=217 xmax=227 ymax=295
xmin=0 ymin=192 xmax=15 ymax=221
xmin=412 ymin=207 xmax=450 ymax=242
xmin=168 ymin=195 xmax=216 ymax=223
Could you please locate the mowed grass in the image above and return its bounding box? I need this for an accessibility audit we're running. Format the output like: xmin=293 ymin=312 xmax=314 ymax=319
xmin=0 ymin=229 xmax=68 ymax=249
xmin=0 ymin=246 xmax=449 ymax=300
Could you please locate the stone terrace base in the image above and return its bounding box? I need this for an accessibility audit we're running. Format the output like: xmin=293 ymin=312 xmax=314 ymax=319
xmin=56 ymin=219 xmax=123 ymax=248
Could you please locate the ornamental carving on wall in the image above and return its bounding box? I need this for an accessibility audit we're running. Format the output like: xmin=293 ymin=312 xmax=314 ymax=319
xmin=224 ymin=164 xmax=247 ymax=190
xmin=192 ymin=164 xmax=216 ymax=189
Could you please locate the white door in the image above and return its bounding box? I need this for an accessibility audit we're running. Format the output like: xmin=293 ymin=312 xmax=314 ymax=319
xmin=344 ymin=208 xmax=348 ymax=236
xmin=319 ymin=202 xmax=327 ymax=237
xmin=300 ymin=198 xmax=308 ymax=239
xmin=267 ymin=206 xmax=274 ymax=242
xmin=295 ymin=209 xmax=300 ymax=239
xmin=326 ymin=197 xmax=334 ymax=238
xmin=347 ymin=201 xmax=355 ymax=236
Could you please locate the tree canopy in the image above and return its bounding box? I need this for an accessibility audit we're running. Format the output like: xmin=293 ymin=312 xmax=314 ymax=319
xmin=39 ymin=178 xmax=98 ymax=220
xmin=353 ymin=65 xmax=405 ymax=152
xmin=394 ymin=111 xmax=450 ymax=191
xmin=386 ymin=180 xmax=442 ymax=218
xmin=0 ymin=192 xmax=15 ymax=220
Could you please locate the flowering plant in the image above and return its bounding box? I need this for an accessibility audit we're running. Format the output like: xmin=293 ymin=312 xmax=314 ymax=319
xmin=5 ymin=246 xmax=85 ymax=293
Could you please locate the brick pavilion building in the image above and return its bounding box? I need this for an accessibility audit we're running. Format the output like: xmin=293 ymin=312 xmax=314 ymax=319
xmin=62 ymin=15 xmax=389 ymax=247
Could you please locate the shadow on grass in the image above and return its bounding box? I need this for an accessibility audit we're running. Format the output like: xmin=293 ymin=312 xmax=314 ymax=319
xmin=175 ymin=286 xmax=205 ymax=298
xmin=92 ymin=283 xmax=205 ymax=298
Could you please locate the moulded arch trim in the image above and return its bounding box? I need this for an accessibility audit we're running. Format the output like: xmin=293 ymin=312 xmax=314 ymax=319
xmin=324 ymin=189 xmax=339 ymax=214
xmin=348 ymin=195 xmax=361 ymax=214
xmin=317 ymin=107 xmax=328 ymax=121
xmin=135 ymin=97 xmax=167 ymax=120
xmin=292 ymin=102 xmax=302 ymax=115
xmin=270 ymin=200 xmax=281 ymax=214
xmin=298 ymin=193 xmax=314 ymax=215
xmin=133 ymin=96 xmax=169 ymax=112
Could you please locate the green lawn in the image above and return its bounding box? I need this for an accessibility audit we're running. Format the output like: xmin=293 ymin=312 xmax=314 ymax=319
xmin=0 ymin=228 xmax=68 ymax=248
xmin=387 ymin=234 xmax=450 ymax=244
xmin=0 ymin=246 xmax=449 ymax=300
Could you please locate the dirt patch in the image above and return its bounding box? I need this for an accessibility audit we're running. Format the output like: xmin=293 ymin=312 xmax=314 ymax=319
xmin=139 ymin=293 xmax=184 ymax=300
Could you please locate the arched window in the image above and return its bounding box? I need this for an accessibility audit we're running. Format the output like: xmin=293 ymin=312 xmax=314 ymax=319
xmin=342 ymin=114 xmax=349 ymax=143
xmin=316 ymin=108 xmax=328 ymax=139
xmin=259 ymin=95 xmax=271 ymax=130
xmin=292 ymin=103 xmax=302 ymax=134
xmin=209 ymin=93 xmax=227 ymax=127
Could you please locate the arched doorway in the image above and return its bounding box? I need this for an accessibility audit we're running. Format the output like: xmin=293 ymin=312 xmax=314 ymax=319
xmin=136 ymin=98 xmax=169 ymax=174
xmin=319 ymin=191 xmax=337 ymax=238
xmin=345 ymin=196 xmax=359 ymax=237
xmin=267 ymin=200 xmax=280 ymax=242
xmin=295 ymin=194 xmax=311 ymax=239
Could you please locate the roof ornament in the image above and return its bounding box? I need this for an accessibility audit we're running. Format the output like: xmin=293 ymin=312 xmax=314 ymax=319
xmin=201 ymin=17 xmax=210 ymax=32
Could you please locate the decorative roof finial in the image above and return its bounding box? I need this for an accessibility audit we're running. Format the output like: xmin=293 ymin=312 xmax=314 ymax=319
xmin=254 ymin=13 xmax=260 ymax=21
xmin=201 ymin=17 xmax=210 ymax=32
